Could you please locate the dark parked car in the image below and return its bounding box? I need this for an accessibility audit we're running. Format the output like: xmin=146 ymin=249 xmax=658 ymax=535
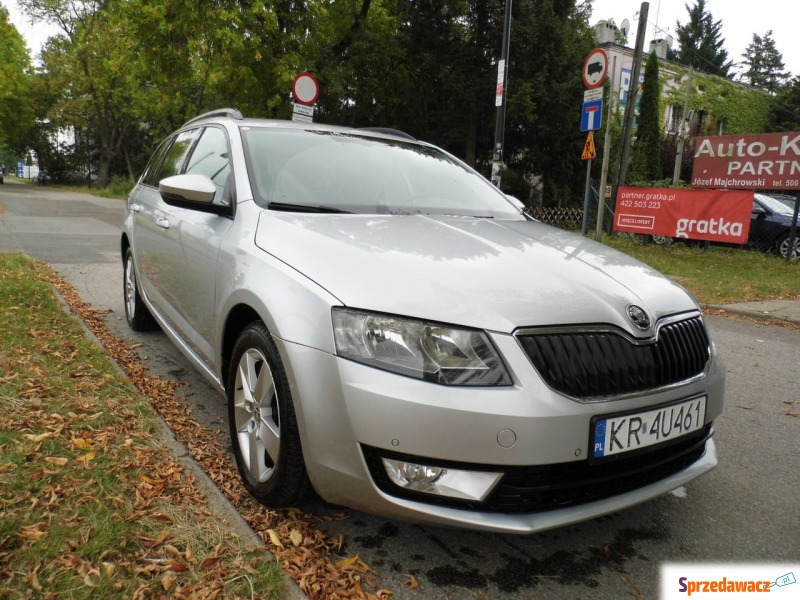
xmin=761 ymin=192 xmax=799 ymax=213
xmin=750 ymin=193 xmax=800 ymax=259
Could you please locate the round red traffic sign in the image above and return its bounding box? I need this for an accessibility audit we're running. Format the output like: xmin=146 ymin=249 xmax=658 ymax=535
xmin=582 ymin=48 xmax=608 ymax=89
xmin=292 ymin=72 xmax=319 ymax=106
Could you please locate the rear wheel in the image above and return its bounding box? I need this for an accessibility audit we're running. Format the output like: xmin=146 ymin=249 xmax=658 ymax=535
xmin=650 ymin=235 xmax=673 ymax=247
xmin=227 ymin=322 xmax=310 ymax=506
xmin=123 ymin=248 xmax=158 ymax=331
xmin=776 ymin=232 xmax=800 ymax=260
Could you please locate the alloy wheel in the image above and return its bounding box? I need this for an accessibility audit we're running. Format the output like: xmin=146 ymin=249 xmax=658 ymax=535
xmin=232 ymin=348 xmax=281 ymax=483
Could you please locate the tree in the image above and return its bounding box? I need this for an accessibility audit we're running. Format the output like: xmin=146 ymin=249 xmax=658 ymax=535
xmin=357 ymin=0 xmax=498 ymax=165
xmin=16 ymin=0 xmax=603 ymax=205
xmin=0 ymin=6 xmax=35 ymax=152
xmin=502 ymin=0 xmax=596 ymax=206
xmin=20 ymin=0 xmax=149 ymax=186
xmin=739 ymin=30 xmax=790 ymax=93
xmin=766 ymin=76 xmax=800 ymax=132
xmin=674 ymin=0 xmax=732 ymax=77
xmin=628 ymin=51 xmax=663 ymax=183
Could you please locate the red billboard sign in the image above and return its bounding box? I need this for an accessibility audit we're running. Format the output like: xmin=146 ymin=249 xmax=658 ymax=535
xmin=691 ymin=132 xmax=800 ymax=190
xmin=613 ymin=187 xmax=753 ymax=243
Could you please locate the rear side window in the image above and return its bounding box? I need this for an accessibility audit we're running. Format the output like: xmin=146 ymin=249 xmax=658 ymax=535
xmin=140 ymin=139 xmax=172 ymax=188
xmin=184 ymin=127 xmax=231 ymax=205
xmin=155 ymin=128 xmax=200 ymax=182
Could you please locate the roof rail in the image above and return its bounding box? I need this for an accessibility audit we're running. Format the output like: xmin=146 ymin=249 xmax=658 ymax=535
xmin=183 ymin=108 xmax=243 ymax=127
xmin=359 ymin=127 xmax=416 ymax=141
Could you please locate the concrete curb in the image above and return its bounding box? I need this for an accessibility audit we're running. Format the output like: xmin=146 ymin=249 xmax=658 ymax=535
xmin=706 ymin=301 xmax=800 ymax=326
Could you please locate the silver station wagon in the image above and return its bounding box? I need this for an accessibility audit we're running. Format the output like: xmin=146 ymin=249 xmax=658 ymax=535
xmin=121 ymin=109 xmax=725 ymax=534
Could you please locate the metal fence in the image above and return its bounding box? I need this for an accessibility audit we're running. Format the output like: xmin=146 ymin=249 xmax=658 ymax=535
xmin=529 ymin=207 xmax=584 ymax=231
xmin=528 ymin=202 xmax=614 ymax=234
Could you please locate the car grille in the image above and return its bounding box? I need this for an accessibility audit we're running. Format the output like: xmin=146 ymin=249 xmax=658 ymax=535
xmin=516 ymin=316 xmax=710 ymax=399
xmin=362 ymin=424 xmax=712 ymax=514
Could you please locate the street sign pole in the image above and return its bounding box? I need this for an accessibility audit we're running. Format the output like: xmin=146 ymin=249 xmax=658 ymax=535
xmin=491 ymin=0 xmax=513 ymax=188
xmin=613 ymin=2 xmax=649 ymax=207
xmin=582 ymin=158 xmax=593 ymax=235
xmin=580 ymin=48 xmax=607 ymax=236
xmin=596 ymin=55 xmax=618 ymax=240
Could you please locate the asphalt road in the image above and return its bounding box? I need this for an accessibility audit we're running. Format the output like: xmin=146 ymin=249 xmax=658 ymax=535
xmin=1 ymin=181 xmax=798 ymax=599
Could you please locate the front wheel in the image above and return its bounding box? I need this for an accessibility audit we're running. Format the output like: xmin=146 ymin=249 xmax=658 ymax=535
xmin=227 ymin=322 xmax=310 ymax=506
xmin=776 ymin=232 xmax=800 ymax=260
xmin=123 ymin=248 xmax=158 ymax=331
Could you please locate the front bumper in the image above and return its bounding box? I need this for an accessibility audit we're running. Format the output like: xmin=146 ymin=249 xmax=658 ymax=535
xmin=275 ymin=330 xmax=725 ymax=534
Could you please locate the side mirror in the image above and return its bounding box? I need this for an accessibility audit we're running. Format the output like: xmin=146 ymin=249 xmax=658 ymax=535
xmin=159 ymin=174 xmax=216 ymax=204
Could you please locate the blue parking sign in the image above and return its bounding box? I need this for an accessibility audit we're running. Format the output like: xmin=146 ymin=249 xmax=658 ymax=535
xmin=581 ymin=99 xmax=603 ymax=132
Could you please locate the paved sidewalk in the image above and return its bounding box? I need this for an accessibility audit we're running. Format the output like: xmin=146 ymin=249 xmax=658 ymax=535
xmin=707 ymin=299 xmax=800 ymax=325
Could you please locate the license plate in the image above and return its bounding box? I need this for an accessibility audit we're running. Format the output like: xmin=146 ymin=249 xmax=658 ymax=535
xmin=592 ymin=396 xmax=707 ymax=459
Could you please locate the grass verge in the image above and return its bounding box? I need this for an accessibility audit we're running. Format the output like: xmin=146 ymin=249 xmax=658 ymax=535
xmin=0 ymin=254 xmax=284 ymax=599
xmin=602 ymin=235 xmax=799 ymax=305
xmin=0 ymin=254 xmax=393 ymax=600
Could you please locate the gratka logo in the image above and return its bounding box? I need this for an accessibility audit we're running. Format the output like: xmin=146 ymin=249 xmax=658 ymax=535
xmin=675 ymin=217 xmax=744 ymax=239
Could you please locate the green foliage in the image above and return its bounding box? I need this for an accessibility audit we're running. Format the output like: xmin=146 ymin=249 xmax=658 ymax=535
xmin=739 ymin=30 xmax=790 ymax=93
xmin=0 ymin=142 xmax=21 ymax=170
xmin=664 ymin=68 xmax=772 ymax=135
xmin=503 ymin=0 xmax=596 ymax=207
xmin=13 ymin=0 xmax=776 ymax=199
xmin=353 ymin=0 xmax=496 ymax=164
xmin=629 ymin=51 xmax=663 ymax=183
xmin=674 ymin=0 xmax=733 ymax=78
xmin=0 ymin=6 xmax=35 ymax=151
xmin=766 ymin=76 xmax=800 ymax=132
xmin=15 ymin=0 xmax=599 ymax=206
xmin=100 ymin=175 xmax=135 ymax=198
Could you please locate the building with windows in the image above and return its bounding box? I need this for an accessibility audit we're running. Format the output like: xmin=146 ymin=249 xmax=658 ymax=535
xmin=594 ymin=20 xmax=771 ymax=138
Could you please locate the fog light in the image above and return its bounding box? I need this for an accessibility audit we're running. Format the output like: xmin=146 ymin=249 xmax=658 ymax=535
xmin=382 ymin=458 xmax=503 ymax=502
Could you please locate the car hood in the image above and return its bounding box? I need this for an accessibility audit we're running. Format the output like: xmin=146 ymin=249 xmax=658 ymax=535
xmin=255 ymin=213 xmax=698 ymax=335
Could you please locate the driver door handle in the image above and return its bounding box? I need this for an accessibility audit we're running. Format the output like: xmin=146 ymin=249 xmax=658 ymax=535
xmin=155 ymin=217 xmax=170 ymax=230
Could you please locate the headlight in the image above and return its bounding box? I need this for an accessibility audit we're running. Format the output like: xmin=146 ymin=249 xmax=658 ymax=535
xmin=332 ymin=308 xmax=511 ymax=386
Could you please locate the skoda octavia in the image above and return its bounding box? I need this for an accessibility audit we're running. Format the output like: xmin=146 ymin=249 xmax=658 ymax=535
xmin=121 ymin=109 xmax=725 ymax=533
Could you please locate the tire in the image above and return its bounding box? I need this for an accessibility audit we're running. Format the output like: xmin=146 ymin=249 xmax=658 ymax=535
xmin=227 ymin=322 xmax=310 ymax=506
xmin=650 ymin=235 xmax=673 ymax=247
xmin=123 ymin=248 xmax=158 ymax=331
xmin=776 ymin=232 xmax=800 ymax=260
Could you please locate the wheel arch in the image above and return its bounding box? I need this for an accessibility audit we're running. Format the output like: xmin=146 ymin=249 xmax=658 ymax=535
xmin=221 ymin=304 xmax=263 ymax=389
xmin=120 ymin=233 xmax=131 ymax=264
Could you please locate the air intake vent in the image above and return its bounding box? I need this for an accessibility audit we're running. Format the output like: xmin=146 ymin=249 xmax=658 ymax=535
xmin=516 ymin=316 xmax=710 ymax=399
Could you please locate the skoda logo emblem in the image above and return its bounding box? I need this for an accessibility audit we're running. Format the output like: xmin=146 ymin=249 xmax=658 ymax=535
xmin=627 ymin=305 xmax=651 ymax=330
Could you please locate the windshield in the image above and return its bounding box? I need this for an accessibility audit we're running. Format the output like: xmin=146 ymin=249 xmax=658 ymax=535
xmin=755 ymin=194 xmax=797 ymax=216
xmin=240 ymin=128 xmax=523 ymax=219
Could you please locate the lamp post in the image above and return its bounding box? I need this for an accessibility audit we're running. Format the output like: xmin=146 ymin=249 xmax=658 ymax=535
xmin=491 ymin=0 xmax=513 ymax=188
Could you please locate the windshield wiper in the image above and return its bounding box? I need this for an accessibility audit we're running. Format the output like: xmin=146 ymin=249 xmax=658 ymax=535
xmin=267 ymin=201 xmax=351 ymax=214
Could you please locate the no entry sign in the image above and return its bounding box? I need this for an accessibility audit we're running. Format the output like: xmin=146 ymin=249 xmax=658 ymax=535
xmin=292 ymin=72 xmax=320 ymax=106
